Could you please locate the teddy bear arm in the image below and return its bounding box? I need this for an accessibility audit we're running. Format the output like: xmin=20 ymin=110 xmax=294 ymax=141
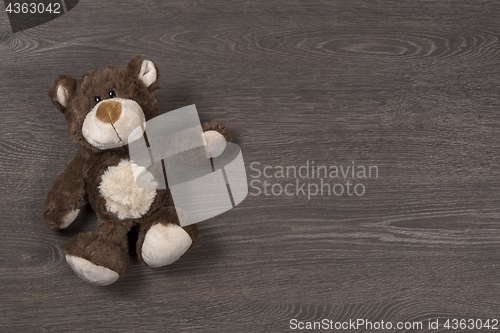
xmin=202 ymin=121 xmax=232 ymax=142
xmin=202 ymin=121 xmax=232 ymax=158
xmin=42 ymin=152 xmax=88 ymax=230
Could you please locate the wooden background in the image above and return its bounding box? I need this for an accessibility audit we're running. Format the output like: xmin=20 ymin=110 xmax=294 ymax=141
xmin=1 ymin=0 xmax=499 ymax=332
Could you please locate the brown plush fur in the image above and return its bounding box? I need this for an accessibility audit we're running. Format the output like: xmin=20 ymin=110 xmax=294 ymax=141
xmin=43 ymin=56 xmax=230 ymax=281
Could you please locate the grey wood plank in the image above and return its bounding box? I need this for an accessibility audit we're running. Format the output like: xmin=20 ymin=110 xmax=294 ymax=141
xmin=1 ymin=0 xmax=500 ymax=332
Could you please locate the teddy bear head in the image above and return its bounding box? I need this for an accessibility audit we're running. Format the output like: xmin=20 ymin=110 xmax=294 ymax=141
xmin=48 ymin=56 xmax=161 ymax=152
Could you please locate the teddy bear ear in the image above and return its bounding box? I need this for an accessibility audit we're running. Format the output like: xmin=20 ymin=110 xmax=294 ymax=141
xmin=48 ymin=74 xmax=77 ymax=112
xmin=127 ymin=55 xmax=159 ymax=89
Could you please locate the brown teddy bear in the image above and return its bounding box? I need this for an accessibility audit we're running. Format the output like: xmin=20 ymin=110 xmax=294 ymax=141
xmin=43 ymin=56 xmax=231 ymax=285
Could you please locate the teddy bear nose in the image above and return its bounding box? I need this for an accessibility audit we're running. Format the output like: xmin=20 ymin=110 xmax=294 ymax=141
xmin=96 ymin=100 xmax=122 ymax=124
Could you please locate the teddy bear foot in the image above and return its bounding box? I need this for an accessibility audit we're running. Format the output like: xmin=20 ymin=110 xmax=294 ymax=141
xmin=66 ymin=255 xmax=119 ymax=286
xmin=61 ymin=232 xmax=128 ymax=285
xmin=141 ymin=223 xmax=193 ymax=268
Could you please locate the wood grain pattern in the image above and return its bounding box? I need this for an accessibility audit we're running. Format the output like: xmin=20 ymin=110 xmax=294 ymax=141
xmin=1 ymin=0 xmax=500 ymax=332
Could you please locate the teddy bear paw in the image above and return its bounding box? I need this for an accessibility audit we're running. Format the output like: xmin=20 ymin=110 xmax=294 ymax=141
xmin=60 ymin=209 xmax=80 ymax=229
xmin=141 ymin=223 xmax=192 ymax=268
xmin=204 ymin=130 xmax=227 ymax=158
xmin=43 ymin=208 xmax=80 ymax=230
xmin=66 ymin=255 xmax=119 ymax=286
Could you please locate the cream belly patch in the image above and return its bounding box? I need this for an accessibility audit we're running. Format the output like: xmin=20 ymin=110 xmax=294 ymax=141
xmin=99 ymin=159 xmax=158 ymax=219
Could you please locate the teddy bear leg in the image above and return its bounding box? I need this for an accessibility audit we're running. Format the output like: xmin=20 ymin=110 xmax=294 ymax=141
xmin=137 ymin=206 xmax=198 ymax=268
xmin=61 ymin=218 xmax=132 ymax=286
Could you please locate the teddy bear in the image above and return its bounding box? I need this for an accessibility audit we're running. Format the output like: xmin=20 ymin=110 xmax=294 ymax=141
xmin=43 ymin=56 xmax=231 ymax=286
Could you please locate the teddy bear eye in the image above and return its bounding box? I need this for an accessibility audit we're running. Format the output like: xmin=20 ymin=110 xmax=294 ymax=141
xmin=108 ymin=90 xmax=116 ymax=98
xmin=94 ymin=96 xmax=101 ymax=103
